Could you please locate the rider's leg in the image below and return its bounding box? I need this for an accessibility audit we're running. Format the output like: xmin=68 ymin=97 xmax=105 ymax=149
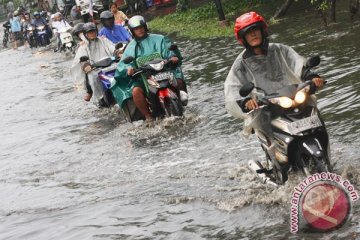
xmin=56 ymin=34 xmax=61 ymax=51
xmin=176 ymin=78 xmax=188 ymax=106
xmin=13 ymin=32 xmax=18 ymax=49
xmin=83 ymin=75 xmax=93 ymax=101
xmin=132 ymin=87 xmax=152 ymax=120
xmin=176 ymin=78 xmax=187 ymax=93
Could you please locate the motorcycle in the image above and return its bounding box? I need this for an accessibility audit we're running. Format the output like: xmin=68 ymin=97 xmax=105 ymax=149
xmin=79 ymin=43 xmax=127 ymax=107
xmin=36 ymin=24 xmax=51 ymax=46
xmin=75 ymin=0 xmax=104 ymax=22
xmin=240 ymin=56 xmax=332 ymax=186
xmin=120 ymin=45 xmax=185 ymax=122
xmin=26 ymin=24 xmax=38 ymax=48
xmin=58 ymin=26 xmax=76 ymax=54
xmin=2 ymin=22 xmax=11 ymax=48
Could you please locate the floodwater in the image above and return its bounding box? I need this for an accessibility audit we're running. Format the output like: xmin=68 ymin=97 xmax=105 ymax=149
xmin=0 ymin=11 xmax=360 ymax=240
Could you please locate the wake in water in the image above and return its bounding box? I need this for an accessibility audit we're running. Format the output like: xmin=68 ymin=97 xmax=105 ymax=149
xmin=124 ymin=109 xmax=201 ymax=147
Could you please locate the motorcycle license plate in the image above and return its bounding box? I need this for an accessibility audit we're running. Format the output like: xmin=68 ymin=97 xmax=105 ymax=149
xmin=288 ymin=114 xmax=322 ymax=134
xmin=153 ymin=72 xmax=172 ymax=81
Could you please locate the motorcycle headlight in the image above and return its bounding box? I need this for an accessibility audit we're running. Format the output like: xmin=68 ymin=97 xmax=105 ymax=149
xmin=294 ymin=85 xmax=310 ymax=104
xmin=295 ymin=91 xmax=306 ymax=104
xmin=149 ymin=61 xmax=165 ymax=71
xmin=270 ymin=97 xmax=294 ymax=108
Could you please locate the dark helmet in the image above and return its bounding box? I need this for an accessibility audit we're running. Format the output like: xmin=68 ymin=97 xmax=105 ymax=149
xmin=83 ymin=22 xmax=98 ymax=40
xmin=83 ymin=22 xmax=97 ymax=33
xmin=33 ymin=11 xmax=40 ymax=18
xmin=234 ymin=11 xmax=268 ymax=47
xmin=72 ymin=22 xmax=85 ymax=36
xmin=100 ymin=10 xmax=114 ymax=28
xmin=127 ymin=15 xmax=148 ymax=34
xmin=72 ymin=22 xmax=85 ymax=41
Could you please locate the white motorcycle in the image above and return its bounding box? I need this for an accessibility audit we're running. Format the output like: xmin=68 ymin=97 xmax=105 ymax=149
xmin=58 ymin=26 xmax=76 ymax=54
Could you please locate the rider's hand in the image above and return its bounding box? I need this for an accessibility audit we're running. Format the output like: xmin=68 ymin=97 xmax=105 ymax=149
xmin=312 ymin=77 xmax=325 ymax=88
xmin=127 ymin=67 xmax=135 ymax=76
xmin=114 ymin=49 xmax=123 ymax=58
xmin=83 ymin=65 xmax=92 ymax=73
xmin=170 ymin=56 xmax=179 ymax=65
xmin=245 ymin=98 xmax=259 ymax=111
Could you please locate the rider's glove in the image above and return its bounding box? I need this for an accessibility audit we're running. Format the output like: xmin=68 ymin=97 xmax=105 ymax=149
xmin=237 ymin=97 xmax=252 ymax=113
xmin=82 ymin=62 xmax=92 ymax=73
xmin=113 ymin=49 xmax=123 ymax=59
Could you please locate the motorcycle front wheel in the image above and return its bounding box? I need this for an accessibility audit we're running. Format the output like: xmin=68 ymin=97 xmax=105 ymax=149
xmin=3 ymin=35 xmax=8 ymax=48
xmin=164 ymin=97 xmax=183 ymax=117
xmin=273 ymin=161 xmax=290 ymax=185
xmin=309 ymin=157 xmax=332 ymax=174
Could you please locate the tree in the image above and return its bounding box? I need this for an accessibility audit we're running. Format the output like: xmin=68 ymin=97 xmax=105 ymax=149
xmin=350 ymin=0 xmax=359 ymax=21
xmin=176 ymin=0 xmax=189 ymax=12
xmin=273 ymin=0 xmax=337 ymax=24
xmin=273 ymin=0 xmax=294 ymax=19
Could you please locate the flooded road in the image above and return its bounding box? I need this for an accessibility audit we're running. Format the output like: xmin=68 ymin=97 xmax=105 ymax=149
xmin=0 ymin=10 xmax=360 ymax=240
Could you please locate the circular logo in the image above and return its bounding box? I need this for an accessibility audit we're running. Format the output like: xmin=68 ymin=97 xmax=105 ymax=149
xmin=301 ymin=182 xmax=351 ymax=231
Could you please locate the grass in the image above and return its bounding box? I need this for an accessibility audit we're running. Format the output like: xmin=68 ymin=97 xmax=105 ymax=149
xmin=148 ymin=0 xmax=275 ymax=38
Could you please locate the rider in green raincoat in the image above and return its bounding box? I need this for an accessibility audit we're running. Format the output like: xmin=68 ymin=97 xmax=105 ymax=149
xmin=112 ymin=15 xmax=186 ymax=121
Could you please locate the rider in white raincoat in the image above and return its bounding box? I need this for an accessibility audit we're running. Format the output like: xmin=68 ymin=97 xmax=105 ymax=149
xmin=224 ymin=12 xmax=324 ymax=137
xmin=70 ymin=22 xmax=115 ymax=104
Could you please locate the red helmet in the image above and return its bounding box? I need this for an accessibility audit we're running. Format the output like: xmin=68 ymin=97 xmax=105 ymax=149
xmin=234 ymin=12 xmax=268 ymax=46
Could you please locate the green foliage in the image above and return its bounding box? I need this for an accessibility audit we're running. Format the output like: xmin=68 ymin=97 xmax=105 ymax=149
xmin=310 ymin=0 xmax=330 ymax=10
xmin=149 ymin=0 xmax=272 ymax=39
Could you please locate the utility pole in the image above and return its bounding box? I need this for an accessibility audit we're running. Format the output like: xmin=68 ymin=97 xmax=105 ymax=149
xmin=214 ymin=0 xmax=229 ymax=26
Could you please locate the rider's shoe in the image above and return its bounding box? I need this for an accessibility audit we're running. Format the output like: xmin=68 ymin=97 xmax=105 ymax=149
xmin=179 ymin=90 xmax=188 ymax=106
xmin=84 ymin=93 xmax=92 ymax=102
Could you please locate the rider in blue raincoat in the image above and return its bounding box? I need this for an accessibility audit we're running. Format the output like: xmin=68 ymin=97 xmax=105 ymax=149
xmin=98 ymin=10 xmax=132 ymax=44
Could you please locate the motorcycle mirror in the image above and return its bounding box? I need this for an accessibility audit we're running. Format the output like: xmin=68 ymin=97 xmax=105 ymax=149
xmin=239 ymin=82 xmax=255 ymax=97
xmin=93 ymin=57 xmax=112 ymax=68
xmin=123 ymin=56 xmax=134 ymax=64
xmin=169 ymin=44 xmax=178 ymax=51
xmin=115 ymin=42 xmax=124 ymax=50
xmin=306 ymin=55 xmax=320 ymax=68
xmin=80 ymin=56 xmax=89 ymax=62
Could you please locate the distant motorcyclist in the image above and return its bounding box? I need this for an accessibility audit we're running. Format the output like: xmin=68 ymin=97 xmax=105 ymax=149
xmin=224 ymin=11 xmax=324 ymax=121
xmin=70 ymin=22 xmax=116 ymax=105
xmin=98 ymin=10 xmax=131 ymax=44
xmin=115 ymin=15 xmax=187 ymax=121
xmin=71 ymin=22 xmax=87 ymax=46
xmin=22 ymin=12 xmax=32 ymax=28
xmin=32 ymin=11 xmax=52 ymax=40
xmin=21 ymin=12 xmax=32 ymax=46
xmin=52 ymin=12 xmax=72 ymax=52
xmin=110 ymin=2 xmax=128 ymax=25
xmin=31 ymin=11 xmax=47 ymax=27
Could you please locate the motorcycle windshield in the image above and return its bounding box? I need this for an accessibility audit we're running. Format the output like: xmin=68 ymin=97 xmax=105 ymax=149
xmin=268 ymin=84 xmax=299 ymax=99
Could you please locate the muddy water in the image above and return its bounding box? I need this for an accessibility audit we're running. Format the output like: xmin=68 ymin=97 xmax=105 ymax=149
xmin=0 ymin=11 xmax=360 ymax=240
